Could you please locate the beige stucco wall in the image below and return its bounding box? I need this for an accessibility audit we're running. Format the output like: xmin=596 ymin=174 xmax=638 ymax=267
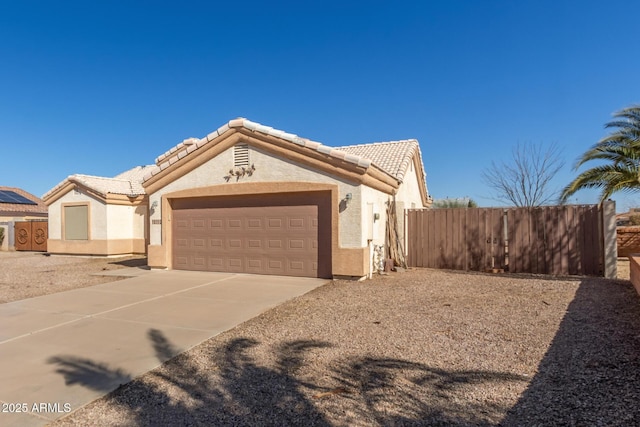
xmin=47 ymin=188 xmax=147 ymax=255
xmin=105 ymin=204 xmax=147 ymax=240
xmin=47 ymin=189 xmax=106 ymax=240
xmin=394 ymin=160 xmax=429 ymax=250
xmin=148 ymin=145 xmax=364 ymax=248
xmin=360 ymin=185 xmax=389 ymax=247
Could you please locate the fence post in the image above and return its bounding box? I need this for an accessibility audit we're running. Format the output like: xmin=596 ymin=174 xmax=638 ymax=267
xmin=602 ymin=200 xmax=617 ymax=279
xmin=8 ymin=221 xmax=15 ymax=251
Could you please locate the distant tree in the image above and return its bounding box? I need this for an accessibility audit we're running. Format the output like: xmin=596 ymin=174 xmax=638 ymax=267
xmin=432 ymin=197 xmax=478 ymax=208
xmin=561 ymin=105 xmax=640 ymax=203
xmin=482 ymin=142 xmax=564 ymax=207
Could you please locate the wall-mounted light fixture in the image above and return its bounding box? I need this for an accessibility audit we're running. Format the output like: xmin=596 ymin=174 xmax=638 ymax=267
xmin=151 ymin=201 xmax=158 ymax=209
xmin=373 ymin=213 xmax=380 ymax=222
xmin=345 ymin=193 xmax=352 ymax=204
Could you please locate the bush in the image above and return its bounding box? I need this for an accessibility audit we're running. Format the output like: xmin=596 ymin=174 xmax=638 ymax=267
xmin=432 ymin=198 xmax=478 ymax=208
xmin=0 ymin=227 xmax=4 ymax=246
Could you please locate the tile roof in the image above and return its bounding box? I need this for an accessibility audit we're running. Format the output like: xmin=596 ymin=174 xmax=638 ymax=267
xmin=336 ymin=140 xmax=423 ymax=183
xmin=0 ymin=186 xmax=47 ymax=215
xmin=44 ymin=165 xmax=155 ymax=200
xmin=143 ymin=118 xmax=428 ymax=184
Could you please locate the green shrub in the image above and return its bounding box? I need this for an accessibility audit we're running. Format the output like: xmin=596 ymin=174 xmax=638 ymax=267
xmin=0 ymin=227 xmax=4 ymax=246
xmin=432 ymin=198 xmax=479 ymax=208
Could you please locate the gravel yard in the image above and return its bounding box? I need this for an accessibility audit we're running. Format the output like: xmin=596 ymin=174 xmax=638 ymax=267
xmin=2 ymin=252 xmax=640 ymax=426
xmin=0 ymin=252 xmax=147 ymax=303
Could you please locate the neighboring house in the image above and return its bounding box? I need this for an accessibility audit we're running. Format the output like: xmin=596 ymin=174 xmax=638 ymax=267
xmin=0 ymin=187 xmax=48 ymax=251
xmin=44 ymin=118 xmax=432 ymax=278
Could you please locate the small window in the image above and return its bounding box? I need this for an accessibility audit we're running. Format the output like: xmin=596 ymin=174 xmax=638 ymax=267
xmin=64 ymin=205 xmax=88 ymax=240
xmin=234 ymin=143 xmax=249 ymax=167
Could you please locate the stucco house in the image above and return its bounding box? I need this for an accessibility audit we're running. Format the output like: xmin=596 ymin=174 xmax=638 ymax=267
xmin=44 ymin=118 xmax=432 ymax=278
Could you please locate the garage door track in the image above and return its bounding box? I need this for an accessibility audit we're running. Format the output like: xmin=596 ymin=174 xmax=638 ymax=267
xmin=0 ymin=270 xmax=327 ymax=427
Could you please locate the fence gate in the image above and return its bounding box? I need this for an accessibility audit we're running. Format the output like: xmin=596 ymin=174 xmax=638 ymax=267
xmin=407 ymin=205 xmax=605 ymax=276
xmin=14 ymin=221 xmax=48 ymax=252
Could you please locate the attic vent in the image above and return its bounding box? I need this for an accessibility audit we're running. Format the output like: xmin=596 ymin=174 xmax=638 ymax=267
xmin=234 ymin=143 xmax=250 ymax=167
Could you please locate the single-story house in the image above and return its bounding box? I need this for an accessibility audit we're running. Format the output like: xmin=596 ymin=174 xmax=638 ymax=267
xmin=0 ymin=187 xmax=48 ymax=251
xmin=43 ymin=118 xmax=432 ymax=278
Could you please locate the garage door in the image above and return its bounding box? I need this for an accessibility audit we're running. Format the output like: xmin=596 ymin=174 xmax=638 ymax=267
xmin=173 ymin=205 xmax=319 ymax=277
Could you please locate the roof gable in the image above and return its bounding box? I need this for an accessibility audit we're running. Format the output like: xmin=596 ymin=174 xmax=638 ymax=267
xmin=142 ymin=118 xmax=431 ymax=206
xmin=143 ymin=118 xmax=375 ymax=184
xmin=43 ymin=165 xmax=155 ymax=205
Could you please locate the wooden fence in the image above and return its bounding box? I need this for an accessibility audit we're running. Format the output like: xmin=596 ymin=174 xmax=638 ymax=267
xmin=406 ymin=204 xmax=615 ymax=277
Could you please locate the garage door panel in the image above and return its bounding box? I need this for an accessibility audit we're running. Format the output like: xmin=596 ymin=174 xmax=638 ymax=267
xmin=248 ymin=239 xmax=262 ymax=249
xmin=267 ymin=239 xmax=283 ymax=249
xmin=247 ymin=218 xmax=263 ymax=230
xmin=227 ymin=258 xmax=243 ymax=271
xmin=267 ymin=217 xmax=284 ymax=231
xmin=173 ymin=204 xmax=321 ymax=278
xmin=288 ymin=239 xmax=305 ymax=250
xmin=228 ymin=239 xmax=243 ymax=250
xmin=210 ymin=219 xmax=223 ymax=229
xmin=208 ymin=257 xmax=224 ymax=269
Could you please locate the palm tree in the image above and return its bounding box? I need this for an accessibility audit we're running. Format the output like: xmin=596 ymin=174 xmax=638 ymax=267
xmin=561 ymin=105 xmax=640 ymax=203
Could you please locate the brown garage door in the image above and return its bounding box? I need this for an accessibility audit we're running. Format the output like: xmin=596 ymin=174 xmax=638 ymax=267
xmin=173 ymin=205 xmax=319 ymax=277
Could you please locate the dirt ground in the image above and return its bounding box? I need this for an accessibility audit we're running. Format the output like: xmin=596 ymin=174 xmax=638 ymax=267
xmin=0 ymin=252 xmax=147 ymax=303
xmin=1 ymin=253 xmax=639 ymax=426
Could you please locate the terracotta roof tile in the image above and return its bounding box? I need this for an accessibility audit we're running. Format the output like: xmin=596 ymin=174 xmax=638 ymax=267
xmin=43 ymin=165 xmax=156 ymax=200
xmin=336 ymin=140 xmax=423 ymax=183
xmin=0 ymin=186 xmax=47 ymax=215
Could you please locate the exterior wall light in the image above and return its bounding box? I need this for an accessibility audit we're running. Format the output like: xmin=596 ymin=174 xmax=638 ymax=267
xmin=345 ymin=193 xmax=352 ymax=203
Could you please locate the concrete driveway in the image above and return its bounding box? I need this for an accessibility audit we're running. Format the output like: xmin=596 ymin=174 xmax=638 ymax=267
xmin=0 ymin=270 xmax=327 ymax=427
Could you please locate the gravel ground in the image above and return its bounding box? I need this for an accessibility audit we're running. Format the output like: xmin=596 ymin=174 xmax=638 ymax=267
xmin=13 ymin=260 xmax=631 ymax=426
xmin=0 ymin=252 xmax=147 ymax=303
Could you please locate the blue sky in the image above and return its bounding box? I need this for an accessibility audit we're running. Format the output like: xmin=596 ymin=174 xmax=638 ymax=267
xmin=1 ymin=1 xmax=639 ymax=211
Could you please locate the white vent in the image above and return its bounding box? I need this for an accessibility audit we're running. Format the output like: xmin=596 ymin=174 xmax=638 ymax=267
xmin=234 ymin=143 xmax=249 ymax=167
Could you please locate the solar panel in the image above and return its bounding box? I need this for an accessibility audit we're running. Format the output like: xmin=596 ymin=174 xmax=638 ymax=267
xmin=0 ymin=190 xmax=38 ymax=205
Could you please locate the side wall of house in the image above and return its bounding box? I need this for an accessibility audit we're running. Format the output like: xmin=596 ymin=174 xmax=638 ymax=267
xmin=360 ymin=185 xmax=390 ymax=247
xmin=394 ymin=158 xmax=429 ymax=252
xmin=47 ymin=189 xmax=145 ymax=255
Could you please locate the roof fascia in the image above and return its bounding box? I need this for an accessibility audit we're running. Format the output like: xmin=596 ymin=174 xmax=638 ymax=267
xmin=105 ymin=193 xmax=148 ymax=206
xmin=411 ymin=153 xmax=431 ymax=207
xmin=44 ymin=180 xmax=144 ymax=206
